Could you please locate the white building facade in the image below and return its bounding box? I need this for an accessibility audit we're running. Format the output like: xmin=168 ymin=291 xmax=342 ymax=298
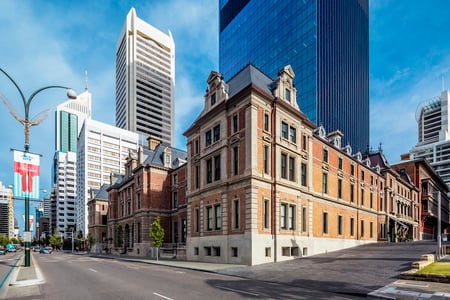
xmin=52 ymin=90 xmax=91 ymax=234
xmin=76 ymin=119 xmax=139 ymax=236
xmin=411 ymin=90 xmax=450 ymax=186
xmin=116 ymin=7 xmax=175 ymax=146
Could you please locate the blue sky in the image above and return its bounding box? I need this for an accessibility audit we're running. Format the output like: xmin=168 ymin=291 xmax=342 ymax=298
xmin=0 ymin=0 xmax=449 ymax=233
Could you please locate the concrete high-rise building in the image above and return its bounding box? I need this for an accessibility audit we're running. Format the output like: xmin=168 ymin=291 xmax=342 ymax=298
xmin=0 ymin=182 xmax=10 ymax=237
xmin=116 ymin=8 xmax=175 ymax=146
xmin=76 ymin=119 xmax=139 ymax=236
xmin=219 ymin=0 xmax=369 ymax=152
xmin=52 ymin=90 xmax=92 ymax=234
xmin=411 ymin=90 xmax=450 ymax=187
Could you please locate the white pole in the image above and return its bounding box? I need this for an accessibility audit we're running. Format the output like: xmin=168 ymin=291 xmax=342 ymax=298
xmin=438 ymin=191 xmax=442 ymax=259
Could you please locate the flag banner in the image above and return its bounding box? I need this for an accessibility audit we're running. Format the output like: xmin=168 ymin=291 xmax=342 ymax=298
xmin=13 ymin=150 xmax=40 ymax=199
xmin=22 ymin=214 xmax=35 ymax=232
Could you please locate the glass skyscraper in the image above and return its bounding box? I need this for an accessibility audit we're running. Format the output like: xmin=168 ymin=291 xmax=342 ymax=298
xmin=219 ymin=0 xmax=368 ymax=152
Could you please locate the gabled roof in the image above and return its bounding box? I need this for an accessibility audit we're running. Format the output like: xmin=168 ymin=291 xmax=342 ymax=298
xmin=227 ymin=64 xmax=274 ymax=99
xmin=94 ymin=184 xmax=109 ymax=200
xmin=364 ymin=150 xmax=391 ymax=171
xmin=142 ymin=143 xmax=187 ymax=169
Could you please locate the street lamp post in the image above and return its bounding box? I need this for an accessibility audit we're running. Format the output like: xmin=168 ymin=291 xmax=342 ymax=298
xmin=0 ymin=67 xmax=76 ymax=267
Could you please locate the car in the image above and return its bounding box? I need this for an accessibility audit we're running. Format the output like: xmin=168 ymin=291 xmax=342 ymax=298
xmin=6 ymin=244 xmax=16 ymax=252
xmin=32 ymin=246 xmax=40 ymax=252
xmin=0 ymin=249 xmax=6 ymax=255
xmin=40 ymin=247 xmax=51 ymax=254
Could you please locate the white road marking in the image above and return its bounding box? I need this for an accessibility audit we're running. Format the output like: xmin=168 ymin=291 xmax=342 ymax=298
xmin=215 ymin=285 xmax=259 ymax=296
xmin=88 ymin=268 xmax=97 ymax=273
xmin=153 ymin=292 xmax=173 ymax=300
xmin=175 ymin=271 xmax=185 ymax=274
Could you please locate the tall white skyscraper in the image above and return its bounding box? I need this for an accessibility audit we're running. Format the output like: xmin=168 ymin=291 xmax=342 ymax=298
xmin=116 ymin=7 xmax=175 ymax=146
xmin=76 ymin=119 xmax=139 ymax=235
xmin=53 ymin=90 xmax=91 ymax=234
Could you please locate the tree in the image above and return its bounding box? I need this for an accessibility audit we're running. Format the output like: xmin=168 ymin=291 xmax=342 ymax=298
xmin=87 ymin=233 xmax=95 ymax=251
xmin=150 ymin=217 xmax=165 ymax=261
xmin=49 ymin=234 xmax=62 ymax=249
xmin=0 ymin=234 xmax=9 ymax=247
xmin=115 ymin=224 xmax=123 ymax=248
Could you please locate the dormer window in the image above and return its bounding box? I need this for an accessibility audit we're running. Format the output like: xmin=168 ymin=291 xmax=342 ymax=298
xmin=285 ymin=88 xmax=291 ymax=102
xmin=165 ymin=154 xmax=170 ymax=164
xmin=211 ymin=92 xmax=216 ymax=106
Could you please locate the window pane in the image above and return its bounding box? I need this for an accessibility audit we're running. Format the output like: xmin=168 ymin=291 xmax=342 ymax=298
xmin=281 ymin=122 xmax=288 ymax=139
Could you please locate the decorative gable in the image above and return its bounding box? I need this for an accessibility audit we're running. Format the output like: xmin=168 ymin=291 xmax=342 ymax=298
xmin=203 ymin=71 xmax=229 ymax=115
xmin=163 ymin=147 xmax=172 ymax=168
xmin=272 ymin=65 xmax=299 ymax=110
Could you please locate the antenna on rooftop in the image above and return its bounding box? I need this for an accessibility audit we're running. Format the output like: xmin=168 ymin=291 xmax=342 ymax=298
xmin=442 ymin=76 xmax=445 ymax=92
xmin=85 ymin=69 xmax=88 ymax=91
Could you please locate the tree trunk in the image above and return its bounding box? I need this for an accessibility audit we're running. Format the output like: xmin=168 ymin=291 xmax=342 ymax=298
xmin=156 ymin=247 xmax=159 ymax=261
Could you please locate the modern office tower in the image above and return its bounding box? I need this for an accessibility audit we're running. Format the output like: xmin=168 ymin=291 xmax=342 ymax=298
xmin=0 ymin=181 xmax=10 ymax=236
xmin=411 ymin=90 xmax=450 ymax=187
xmin=52 ymin=90 xmax=91 ymax=235
xmin=219 ymin=0 xmax=369 ymax=152
xmin=43 ymin=196 xmax=51 ymax=219
xmin=76 ymin=119 xmax=139 ymax=236
xmin=7 ymin=188 xmax=14 ymax=239
xmin=116 ymin=7 xmax=175 ymax=146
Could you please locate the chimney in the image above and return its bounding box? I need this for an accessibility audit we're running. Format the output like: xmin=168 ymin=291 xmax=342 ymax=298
xmin=400 ymin=153 xmax=411 ymax=161
xmin=147 ymin=136 xmax=161 ymax=150
xmin=327 ymin=130 xmax=343 ymax=148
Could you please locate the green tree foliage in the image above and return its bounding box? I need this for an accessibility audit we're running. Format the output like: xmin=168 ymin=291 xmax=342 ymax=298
xmin=49 ymin=234 xmax=62 ymax=248
xmin=0 ymin=234 xmax=9 ymax=247
xmin=87 ymin=233 xmax=95 ymax=251
xmin=115 ymin=224 xmax=123 ymax=248
xmin=150 ymin=217 xmax=165 ymax=261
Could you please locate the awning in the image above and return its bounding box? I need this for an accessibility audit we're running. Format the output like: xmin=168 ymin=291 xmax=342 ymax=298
xmin=389 ymin=216 xmax=409 ymax=229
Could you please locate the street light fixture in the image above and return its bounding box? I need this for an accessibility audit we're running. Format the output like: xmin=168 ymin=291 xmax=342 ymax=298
xmin=0 ymin=67 xmax=77 ymax=267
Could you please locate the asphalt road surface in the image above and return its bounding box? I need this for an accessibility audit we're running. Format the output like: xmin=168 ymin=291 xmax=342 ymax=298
xmin=4 ymin=252 xmax=361 ymax=299
xmin=0 ymin=251 xmax=21 ymax=290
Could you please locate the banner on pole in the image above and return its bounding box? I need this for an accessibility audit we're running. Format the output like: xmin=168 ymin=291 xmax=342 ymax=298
xmin=13 ymin=150 xmax=40 ymax=199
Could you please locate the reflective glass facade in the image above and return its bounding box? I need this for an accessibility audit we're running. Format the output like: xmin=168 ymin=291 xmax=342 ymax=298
xmin=219 ymin=0 xmax=368 ymax=152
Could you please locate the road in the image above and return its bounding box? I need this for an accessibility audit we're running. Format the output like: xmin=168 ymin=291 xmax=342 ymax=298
xmin=0 ymin=251 xmax=21 ymax=289
xmin=4 ymin=252 xmax=360 ymax=299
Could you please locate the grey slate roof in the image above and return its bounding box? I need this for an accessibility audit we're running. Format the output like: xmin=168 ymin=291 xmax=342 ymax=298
xmin=227 ymin=64 xmax=274 ymax=98
xmin=142 ymin=143 xmax=187 ymax=169
xmin=94 ymin=184 xmax=110 ymax=200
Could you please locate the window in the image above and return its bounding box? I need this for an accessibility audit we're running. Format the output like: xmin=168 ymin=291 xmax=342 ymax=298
xmin=288 ymin=157 xmax=295 ymax=181
xmin=182 ymin=219 xmax=186 ymax=243
xmin=351 ymin=164 xmax=355 ymax=176
xmin=195 ymin=139 xmax=199 ymax=154
xmin=350 ymin=184 xmax=354 ymax=203
xmin=323 ymin=149 xmax=328 ymax=163
xmin=338 ymin=157 xmax=343 ymax=170
xmin=213 ymin=125 xmax=220 ymax=142
xmin=302 ymin=134 xmax=307 ymax=151
xmin=264 ymin=199 xmax=270 ymax=229
xmin=338 ymin=215 xmax=343 ymax=236
xmin=233 ymin=114 xmax=238 ymax=133
xmin=350 ymin=217 xmax=355 ymax=236
xmin=206 ymin=159 xmax=212 ymax=183
xmin=137 ymin=222 xmax=141 ymax=243
xmin=233 ymin=147 xmax=238 ymax=176
xmin=370 ymin=222 xmax=374 ymax=238
xmin=205 ymin=131 xmax=212 ymax=146
xmin=285 ymin=88 xmax=291 ymax=101
xmin=281 ymin=204 xmax=287 ymax=229
xmin=127 ymin=201 xmax=131 ymax=215
xmin=195 ymin=208 xmax=199 ymax=233
xmin=211 ymin=92 xmax=216 ymax=105
xmin=289 ymin=205 xmax=295 ymax=230
xmin=301 ymin=163 xmax=307 ymax=186
xmin=281 ymin=153 xmax=287 ymax=179
xmin=215 ymin=205 xmax=221 ymax=230
xmin=233 ymin=200 xmax=239 ymax=229
xmin=263 ymin=145 xmax=269 ymax=174
xmin=302 ymin=206 xmax=307 ymax=232
xmin=165 ymin=154 xmax=170 ymax=164
xmin=361 ymin=189 xmax=365 ymax=206
xmin=194 ymin=247 xmax=199 ymax=255
xmin=370 ymin=193 xmax=373 ymax=209
xmin=195 ymin=165 xmax=200 ymax=189
xmin=338 ymin=179 xmax=342 ymax=199
xmin=323 ymin=212 xmax=328 ymax=234
xmin=173 ymin=174 xmax=178 ymax=185
xmin=205 ymin=247 xmax=211 ymax=256
xmin=214 ymin=155 xmax=221 ymax=181
xmin=231 ymin=247 xmax=238 ymax=257
xmin=137 ymin=193 xmax=141 ymax=209
xmin=173 ymin=191 xmax=178 ymax=208
xmin=361 ymin=220 xmax=365 ymax=237
xmin=281 ymin=122 xmax=288 ymax=139
xmin=264 ymin=113 xmax=269 ymax=131
xmin=361 ymin=170 xmax=365 ymax=181
xmin=289 ymin=127 xmax=296 ymax=143
xmin=207 ymin=207 xmax=213 ymax=231
xmin=322 ymin=173 xmax=328 ymax=194
xmin=370 ymin=175 xmax=374 ymax=186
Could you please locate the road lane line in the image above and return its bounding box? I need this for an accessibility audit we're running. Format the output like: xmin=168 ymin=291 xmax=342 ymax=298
xmin=0 ymin=254 xmax=22 ymax=289
xmin=215 ymin=285 xmax=259 ymax=296
xmin=88 ymin=268 xmax=97 ymax=273
xmin=153 ymin=292 xmax=173 ymax=300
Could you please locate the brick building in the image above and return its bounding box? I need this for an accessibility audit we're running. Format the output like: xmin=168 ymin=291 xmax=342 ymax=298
xmin=87 ymin=185 xmax=109 ymax=252
xmin=107 ymin=138 xmax=187 ymax=256
xmin=183 ymin=65 xmax=383 ymax=265
xmin=392 ymin=157 xmax=450 ymax=240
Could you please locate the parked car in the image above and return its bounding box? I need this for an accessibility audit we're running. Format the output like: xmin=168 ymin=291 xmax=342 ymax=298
xmin=6 ymin=244 xmax=16 ymax=252
xmin=40 ymin=247 xmax=51 ymax=254
xmin=32 ymin=246 xmax=40 ymax=252
xmin=0 ymin=249 xmax=6 ymax=255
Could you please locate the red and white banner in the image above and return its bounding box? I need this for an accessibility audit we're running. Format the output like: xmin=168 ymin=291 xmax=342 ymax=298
xmin=13 ymin=150 xmax=40 ymax=199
